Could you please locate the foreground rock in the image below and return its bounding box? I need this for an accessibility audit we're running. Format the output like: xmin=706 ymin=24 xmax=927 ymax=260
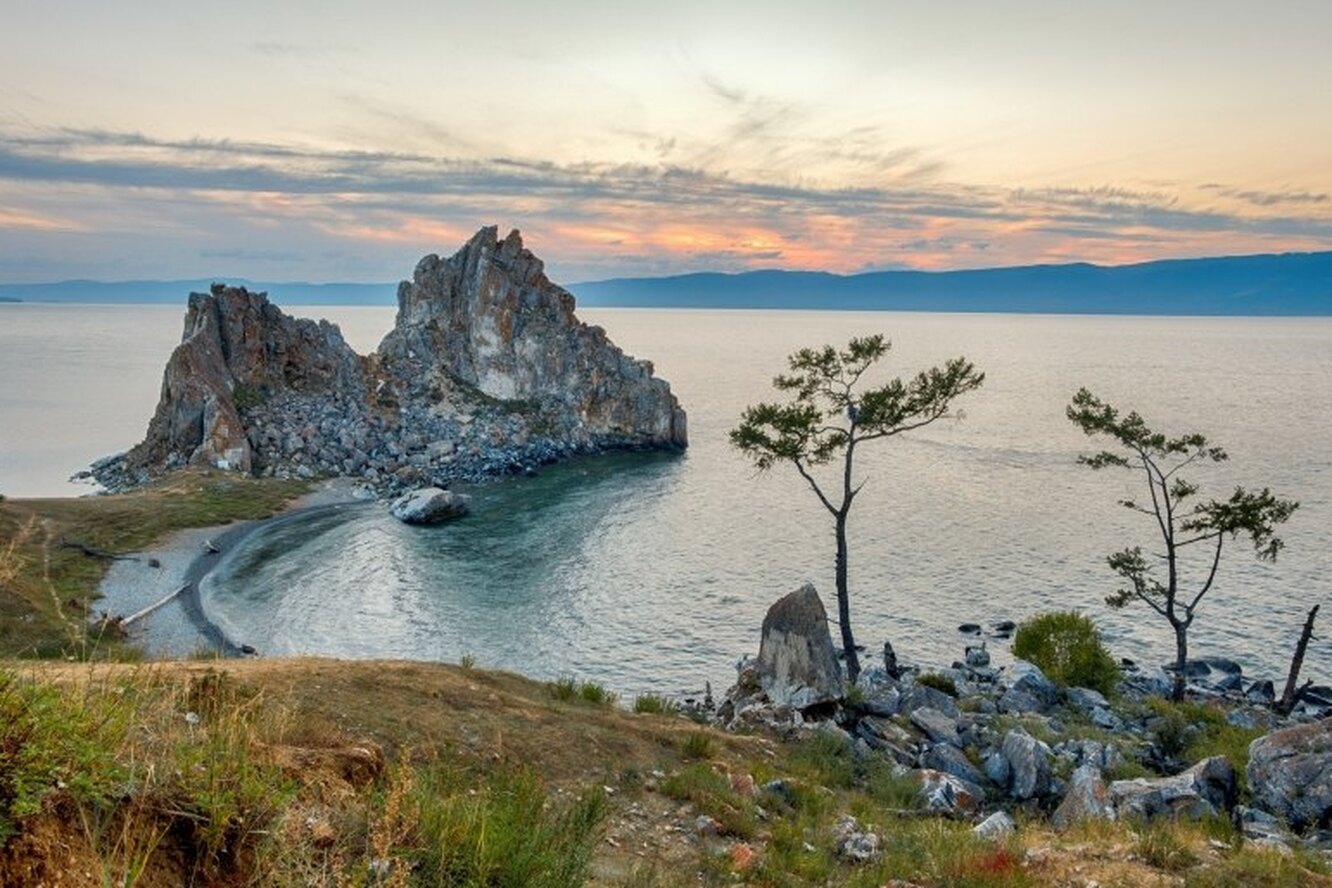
xmin=720 ymin=585 xmax=843 ymax=726
xmin=91 ymin=227 xmax=686 ymax=493
xmin=1248 ymin=719 xmax=1332 ymax=831
xmin=389 ymin=488 xmax=471 ymax=524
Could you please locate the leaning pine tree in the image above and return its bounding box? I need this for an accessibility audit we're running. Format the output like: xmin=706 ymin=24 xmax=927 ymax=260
xmin=1067 ymin=388 xmax=1298 ymax=701
xmin=730 ymin=335 xmax=984 ymax=680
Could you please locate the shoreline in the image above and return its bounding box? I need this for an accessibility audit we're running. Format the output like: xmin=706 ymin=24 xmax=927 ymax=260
xmin=96 ymin=479 xmax=371 ymax=656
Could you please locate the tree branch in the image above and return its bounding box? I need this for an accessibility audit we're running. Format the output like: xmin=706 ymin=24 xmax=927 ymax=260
xmin=1186 ymin=534 xmax=1224 ymax=614
xmin=793 ymin=459 xmax=839 ymax=516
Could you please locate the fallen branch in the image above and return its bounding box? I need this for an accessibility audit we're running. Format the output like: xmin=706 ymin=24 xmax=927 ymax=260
xmin=121 ymin=584 xmax=190 ymax=628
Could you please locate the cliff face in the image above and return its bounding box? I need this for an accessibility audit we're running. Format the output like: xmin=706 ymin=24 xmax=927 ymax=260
xmin=378 ymin=227 xmax=687 ymax=449
xmin=96 ymin=227 xmax=686 ymax=491
xmin=128 ymin=285 xmax=365 ymax=474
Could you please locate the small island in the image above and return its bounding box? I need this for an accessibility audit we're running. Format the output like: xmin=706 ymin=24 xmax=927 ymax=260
xmin=90 ymin=226 xmax=687 ymax=494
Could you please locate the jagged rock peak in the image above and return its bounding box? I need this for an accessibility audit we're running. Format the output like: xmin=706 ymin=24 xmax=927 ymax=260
xmin=378 ymin=225 xmax=687 ymax=448
xmin=92 ymin=228 xmax=686 ymax=493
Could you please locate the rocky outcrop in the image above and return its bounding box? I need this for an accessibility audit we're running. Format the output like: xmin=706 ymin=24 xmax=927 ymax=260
xmin=91 ymin=227 xmax=686 ymax=491
xmin=1247 ymin=719 xmax=1332 ymax=831
xmin=1109 ymin=756 xmax=1237 ymax=821
xmin=123 ymin=286 xmax=365 ymax=475
xmin=379 ymin=227 xmax=686 ymax=450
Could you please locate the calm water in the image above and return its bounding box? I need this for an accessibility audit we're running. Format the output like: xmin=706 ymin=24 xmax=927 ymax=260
xmin=2 ymin=303 xmax=1329 ymax=694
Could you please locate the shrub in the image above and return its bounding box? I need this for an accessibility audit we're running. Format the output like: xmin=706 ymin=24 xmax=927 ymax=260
xmin=548 ymin=677 xmax=578 ymax=702
xmin=1013 ymin=611 xmax=1121 ymax=696
xmin=633 ymin=693 xmax=676 ymax=715
xmin=578 ymin=681 xmax=617 ymax=706
xmin=681 ymin=732 xmax=717 ymax=761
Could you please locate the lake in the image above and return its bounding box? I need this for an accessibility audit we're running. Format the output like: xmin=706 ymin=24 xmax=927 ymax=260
xmin=2 ymin=303 xmax=1329 ymax=695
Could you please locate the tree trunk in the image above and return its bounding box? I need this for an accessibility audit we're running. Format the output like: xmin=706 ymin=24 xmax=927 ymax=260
xmin=834 ymin=512 xmax=861 ymax=681
xmin=1277 ymin=604 xmax=1319 ymax=716
xmin=1171 ymin=623 xmax=1188 ymax=702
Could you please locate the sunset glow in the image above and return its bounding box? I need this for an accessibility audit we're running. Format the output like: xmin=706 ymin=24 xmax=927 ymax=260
xmin=1 ymin=1 xmax=1330 ymax=283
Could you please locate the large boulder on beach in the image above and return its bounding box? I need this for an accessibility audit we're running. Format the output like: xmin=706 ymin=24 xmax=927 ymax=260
xmin=390 ymin=488 xmax=471 ymax=525
xmin=1247 ymin=719 xmax=1332 ymax=831
xmin=754 ymin=584 xmax=843 ymax=710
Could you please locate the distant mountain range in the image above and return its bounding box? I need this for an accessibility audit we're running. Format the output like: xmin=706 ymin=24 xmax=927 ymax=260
xmin=2 ymin=250 xmax=1330 ymax=315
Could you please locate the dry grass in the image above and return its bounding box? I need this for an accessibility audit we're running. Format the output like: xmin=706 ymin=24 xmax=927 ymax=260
xmin=3 ymin=658 xmax=1331 ymax=888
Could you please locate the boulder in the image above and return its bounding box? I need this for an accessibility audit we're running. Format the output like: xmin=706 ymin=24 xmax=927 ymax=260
xmin=1247 ymin=719 xmax=1332 ymax=831
xmin=900 ymin=683 xmax=960 ymax=719
xmin=1001 ymin=730 xmax=1052 ymax=800
xmin=1064 ymin=687 xmax=1110 ymax=712
xmin=831 ymin=814 xmax=881 ymax=863
xmin=1236 ymin=805 xmax=1295 ymax=850
xmin=1109 ymin=756 xmax=1237 ymax=821
xmin=853 ymin=666 xmax=900 ymax=716
xmin=1052 ymin=764 xmax=1114 ymax=828
xmin=855 ymin=717 xmax=918 ymax=766
xmin=923 ymin=743 xmax=987 ymax=786
xmin=1006 ymin=660 xmax=1058 ymax=710
xmin=913 ymin=769 xmax=986 ymax=815
xmin=389 ymin=487 xmax=471 ymax=524
xmin=753 ymin=584 xmax=843 ymax=711
xmin=973 ymin=810 xmax=1016 ymax=841
xmin=910 ymin=707 xmax=961 ymax=747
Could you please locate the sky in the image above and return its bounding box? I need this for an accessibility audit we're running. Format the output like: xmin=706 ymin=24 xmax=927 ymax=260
xmin=2 ymin=0 xmax=1331 ymax=283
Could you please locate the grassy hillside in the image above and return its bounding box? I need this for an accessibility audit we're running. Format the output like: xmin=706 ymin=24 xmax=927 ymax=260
xmin=1 ymin=658 xmax=1328 ymax=887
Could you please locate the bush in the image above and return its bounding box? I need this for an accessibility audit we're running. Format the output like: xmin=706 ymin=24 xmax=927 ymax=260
xmin=633 ymin=694 xmax=676 ymax=715
xmin=578 ymin=681 xmax=617 ymax=706
xmin=1013 ymin=611 xmax=1121 ymax=696
xmin=681 ymin=732 xmax=717 ymax=760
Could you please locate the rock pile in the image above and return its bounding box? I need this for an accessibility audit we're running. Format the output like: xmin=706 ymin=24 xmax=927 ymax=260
xmin=89 ymin=227 xmax=686 ymax=494
xmin=713 ymin=586 xmax=1332 ymax=852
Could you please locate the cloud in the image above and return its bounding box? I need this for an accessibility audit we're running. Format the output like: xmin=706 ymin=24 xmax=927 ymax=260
xmin=0 ymin=124 xmax=1330 ymax=280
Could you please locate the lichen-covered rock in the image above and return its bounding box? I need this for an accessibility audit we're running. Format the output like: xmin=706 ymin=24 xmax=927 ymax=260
xmin=389 ymin=488 xmax=471 ymax=524
xmin=92 ymin=227 xmax=686 ymax=492
xmin=913 ymin=768 xmax=986 ymax=815
xmin=1001 ymin=729 xmax=1052 ymax=800
xmin=754 ymin=584 xmax=844 ymax=710
xmin=973 ymin=810 xmax=1016 ymax=841
xmin=1109 ymin=756 xmax=1237 ymax=821
xmin=1247 ymin=719 xmax=1332 ymax=832
xmin=1052 ymin=763 xmax=1114 ymax=828
xmin=831 ymin=814 xmax=881 ymax=863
